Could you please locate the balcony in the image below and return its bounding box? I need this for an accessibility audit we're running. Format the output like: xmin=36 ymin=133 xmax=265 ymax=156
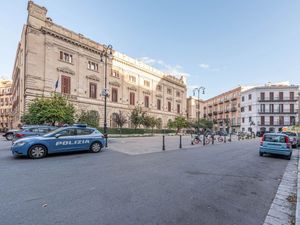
xmin=258 ymin=121 xmax=297 ymax=126
xmin=213 ymin=111 xmax=218 ymax=115
xmin=231 ymin=96 xmax=237 ymax=101
xmin=258 ymin=109 xmax=298 ymax=114
xmin=219 ymin=99 xmax=223 ymax=104
xmin=208 ymin=112 xmax=213 ymax=116
xmin=213 ymin=101 xmax=218 ymax=106
xmin=225 ymin=109 xmax=230 ymax=113
xmin=224 ymin=97 xmax=230 ymax=102
xmin=218 ymin=110 xmax=223 ymax=114
xmin=258 ymin=97 xmax=298 ymax=102
xmin=231 ymin=107 xmax=237 ymax=112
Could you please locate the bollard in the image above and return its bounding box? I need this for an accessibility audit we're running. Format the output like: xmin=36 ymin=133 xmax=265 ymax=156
xmin=224 ymin=135 xmax=226 ymax=143
xmin=179 ymin=135 xmax=182 ymax=149
xmin=212 ymin=135 xmax=214 ymax=145
xmin=162 ymin=135 xmax=165 ymax=151
xmin=229 ymin=133 xmax=232 ymax=142
xmin=203 ymin=135 xmax=206 ymax=146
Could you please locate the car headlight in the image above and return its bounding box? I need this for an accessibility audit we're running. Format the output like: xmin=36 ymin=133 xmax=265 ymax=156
xmin=14 ymin=142 xmax=26 ymax=147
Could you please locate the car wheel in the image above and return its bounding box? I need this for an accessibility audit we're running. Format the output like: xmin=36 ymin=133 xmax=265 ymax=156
xmin=6 ymin=133 xmax=13 ymax=141
xmin=259 ymin=152 xmax=263 ymax=157
xmin=28 ymin=145 xmax=47 ymax=159
xmin=90 ymin=142 xmax=102 ymax=153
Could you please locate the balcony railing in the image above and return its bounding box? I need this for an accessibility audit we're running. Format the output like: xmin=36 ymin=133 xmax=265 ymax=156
xmin=231 ymin=107 xmax=237 ymax=112
xmin=258 ymin=121 xmax=297 ymax=126
xmin=258 ymin=109 xmax=298 ymax=114
xmin=258 ymin=97 xmax=297 ymax=102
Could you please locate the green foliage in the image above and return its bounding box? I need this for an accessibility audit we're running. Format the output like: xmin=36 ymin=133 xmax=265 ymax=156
xmin=77 ymin=110 xmax=100 ymax=128
xmin=98 ymin=127 xmax=176 ymax=135
xmin=190 ymin=118 xmax=213 ymax=129
xmin=112 ymin=111 xmax=128 ymax=134
xmin=130 ymin=106 xmax=146 ymax=129
xmin=167 ymin=116 xmax=188 ymax=134
xmin=22 ymin=94 xmax=75 ymax=125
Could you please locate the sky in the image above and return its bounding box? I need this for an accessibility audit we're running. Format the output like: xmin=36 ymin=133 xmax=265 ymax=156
xmin=0 ymin=0 xmax=299 ymax=99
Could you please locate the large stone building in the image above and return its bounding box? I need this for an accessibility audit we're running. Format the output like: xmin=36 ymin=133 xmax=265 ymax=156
xmin=0 ymin=79 xmax=13 ymax=129
xmin=240 ymin=83 xmax=299 ymax=133
xmin=186 ymin=96 xmax=205 ymax=121
xmin=11 ymin=1 xmax=187 ymax=128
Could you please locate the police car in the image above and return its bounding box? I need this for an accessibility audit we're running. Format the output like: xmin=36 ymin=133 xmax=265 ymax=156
xmin=11 ymin=124 xmax=105 ymax=159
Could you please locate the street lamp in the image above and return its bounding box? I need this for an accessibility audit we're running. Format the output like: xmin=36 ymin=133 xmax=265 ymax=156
xmin=193 ymin=87 xmax=205 ymax=133
xmin=100 ymin=44 xmax=113 ymax=147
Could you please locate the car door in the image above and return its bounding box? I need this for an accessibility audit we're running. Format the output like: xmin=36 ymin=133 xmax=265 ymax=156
xmin=75 ymin=128 xmax=94 ymax=150
xmin=52 ymin=128 xmax=79 ymax=152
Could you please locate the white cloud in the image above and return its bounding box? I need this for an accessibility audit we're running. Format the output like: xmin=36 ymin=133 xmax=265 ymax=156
xmin=198 ymin=63 xmax=221 ymax=72
xmin=139 ymin=56 xmax=190 ymax=77
xmin=199 ymin=64 xmax=210 ymax=69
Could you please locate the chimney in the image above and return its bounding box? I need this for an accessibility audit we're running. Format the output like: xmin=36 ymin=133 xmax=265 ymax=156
xmin=27 ymin=1 xmax=47 ymax=29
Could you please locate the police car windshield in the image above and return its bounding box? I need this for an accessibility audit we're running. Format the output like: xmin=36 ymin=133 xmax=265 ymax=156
xmin=43 ymin=127 xmax=65 ymax=137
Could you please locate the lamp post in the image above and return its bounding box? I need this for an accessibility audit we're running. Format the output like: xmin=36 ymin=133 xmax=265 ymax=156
xmin=193 ymin=87 xmax=205 ymax=134
xmin=100 ymin=44 xmax=113 ymax=147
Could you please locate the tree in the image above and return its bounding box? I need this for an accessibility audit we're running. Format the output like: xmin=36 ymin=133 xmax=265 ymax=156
xmin=77 ymin=110 xmax=100 ymax=128
xmin=167 ymin=116 xmax=188 ymax=134
xmin=22 ymin=94 xmax=75 ymax=125
xmin=143 ymin=115 xmax=157 ymax=134
xmin=130 ymin=106 xmax=146 ymax=129
xmin=156 ymin=118 xmax=162 ymax=129
xmin=112 ymin=111 xmax=128 ymax=133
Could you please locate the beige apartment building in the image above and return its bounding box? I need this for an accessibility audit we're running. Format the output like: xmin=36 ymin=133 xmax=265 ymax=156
xmin=11 ymin=1 xmax=187 ymax=128
xmin=186 ymin=96 xmax=205 ymax=121
xmin=0 ymin=80 xmax=13 ymax=129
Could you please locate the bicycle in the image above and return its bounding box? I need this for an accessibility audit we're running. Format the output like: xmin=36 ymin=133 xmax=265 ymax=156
xmin=191 ymin=135 xmax=210 ymax=145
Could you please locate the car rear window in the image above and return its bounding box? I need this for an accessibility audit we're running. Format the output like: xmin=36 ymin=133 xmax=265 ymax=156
xmin=264 ymin=135 xmax=286 ymax=143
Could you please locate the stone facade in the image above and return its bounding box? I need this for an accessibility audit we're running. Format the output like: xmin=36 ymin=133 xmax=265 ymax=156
xmin=0 ymin=80 xmax=13 ymax=129
xmin=11 ymin=1 xmax=187 ymax=128
xmin=186 ymin=96 xmax=205 ymax=121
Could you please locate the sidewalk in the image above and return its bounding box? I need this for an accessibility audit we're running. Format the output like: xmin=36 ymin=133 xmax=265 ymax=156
xmin=264 ymin=149 xmax=299 ymax=225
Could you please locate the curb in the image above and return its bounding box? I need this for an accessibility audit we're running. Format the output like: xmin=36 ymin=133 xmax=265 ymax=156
xmin=296 ymin=149 xmax=300 ymax=225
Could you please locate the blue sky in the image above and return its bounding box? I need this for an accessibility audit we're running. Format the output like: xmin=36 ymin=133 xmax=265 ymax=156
xmin=0 ymin=0 xmax=299 ymax=99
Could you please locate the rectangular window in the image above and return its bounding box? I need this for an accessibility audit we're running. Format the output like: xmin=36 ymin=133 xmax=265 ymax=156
xmin=249 ymin=117 xmax=252 ymax=123
xmin=290 ymin=116 xmax=295 ymax=125
xmin=61 ymin=75 xmax=71 ymax=94
xmin=144 ymin=96 xmax=149 ymax=108
xmin=290 ymin=104 xmax=294 ymax=113
xmin=242 ymin=96 xmax=245 ymax=102
xmin=167 ymin=88 xmax=172 ymax=95
xmin=157 ymin=99 xmax=161 ymax=110
xmin=144 ymin=80 xmax=150 ymax=87
xmin=177 ymin=104 xmax=181 ymax=114
xmin=89 ymin=83 xmax=97 ymax=99
xmin=156 ymin=85 xmax=162 ymax=92
xmin=248 ymin=105 xmax=252 ymax=111
xmin=270 ymin=116 xmax=274 ymax=125
xmin=88 ymin=61 xmax=98 ymax=71
xmin=260 ymin=104 xmax=265 ymax=113
xmin=242 ymin=117 xmax=245 ymax=123
xmin=168 ymin=102 xmax=171 ymax=112
xmin=129 ymin=75 xmax=136 ymax=83
xmin=111 ymin=88 xmax=118 ymax=103
xmin=260 ymin=92 xmax=265 ymax=100
xmin=176 ymin=91 xmax=180 ymax=97
xmin=248 ymin=94 xmax=252 ymax=100
xmin=261 ymin=116 xmax=265 ymax=125
xmin=269 ymin=92 xmax=274 ymax=100
xmin=279 ymin=104 xmax=284 ymax=113
xmin=269 ymin=104 xmax=274 ymax=113
xmin=59 ymin=51 xmax=73 ymax=63
xmin=112 ymin=70 xmax=120 ymax=78
xmin=129 ymin=92 xmax=135 ymax=105
xmin=279 ymin=116 xmax=284 ymax=125
xmin=290 ymin=92 xmax=294 ymax=100
xmin=279 ymin=92 xmax=283 ymax=100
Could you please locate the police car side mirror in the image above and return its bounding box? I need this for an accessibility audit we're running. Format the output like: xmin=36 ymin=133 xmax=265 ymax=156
xmin=55 ymin=134 xmax=62 ymax=138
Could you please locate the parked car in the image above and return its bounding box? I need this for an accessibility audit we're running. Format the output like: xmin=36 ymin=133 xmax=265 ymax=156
xmin=259 ymin=133 xmax=292 ymax=160
xmin=281 ymin=132 xmax=298 ymax=148
xmin=13 ymin=125 xmax=57 ymax=140
xmin=11 ymin=124 xmax=105 ymax=159
xmin=3 ymin=129 xmax=19 ymax=141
